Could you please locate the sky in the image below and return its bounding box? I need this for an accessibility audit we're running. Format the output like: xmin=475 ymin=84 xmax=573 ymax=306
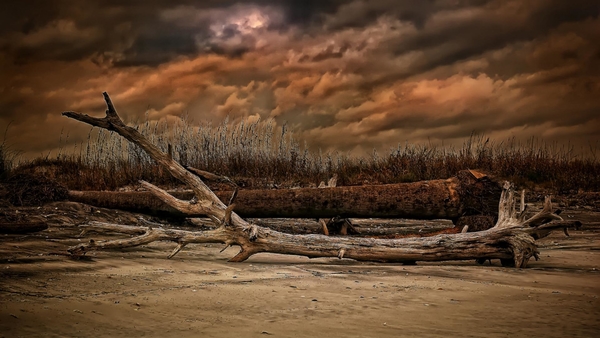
xmin=1 ymin=0 xmax=599 ymax=159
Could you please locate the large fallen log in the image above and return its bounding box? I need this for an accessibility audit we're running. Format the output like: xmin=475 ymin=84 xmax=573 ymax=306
xmin=68 ymin=169 xmax=501 ymax=221
xmin=62 ymin=93 xmax=572 ymax=267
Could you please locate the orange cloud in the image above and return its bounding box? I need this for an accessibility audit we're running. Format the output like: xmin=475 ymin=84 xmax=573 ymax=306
xmin=0 ymin=0 xmax=598 ymax=159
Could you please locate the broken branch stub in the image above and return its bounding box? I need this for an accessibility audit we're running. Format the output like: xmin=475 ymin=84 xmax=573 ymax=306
xmin=63 ymin=93 xmax=570 ymax=267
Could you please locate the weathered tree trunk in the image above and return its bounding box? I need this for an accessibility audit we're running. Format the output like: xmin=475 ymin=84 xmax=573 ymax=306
xmin=62 ymin=93 xmax=572 ymax=267
xmin=68 ymin=169 xmax=500 ymax=221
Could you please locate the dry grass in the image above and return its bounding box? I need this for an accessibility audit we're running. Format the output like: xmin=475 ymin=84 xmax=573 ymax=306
xmin=8 ymin=118 xmax=600 ymax=193
xmin=367 ymin=135 xmax=599 ymax=194
xmin=0 ymin=139 xmax=17 ymax=180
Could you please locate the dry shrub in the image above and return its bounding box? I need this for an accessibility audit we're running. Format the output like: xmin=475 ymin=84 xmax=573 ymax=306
xmin=2 ymin=172 xmax=69 ymax=206
xmin=14 ymin=118 xmax=600 ymax=194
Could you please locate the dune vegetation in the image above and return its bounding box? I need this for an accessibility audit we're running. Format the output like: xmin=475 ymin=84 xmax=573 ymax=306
xmin=4 ymin=117 xmax=599 ymax=194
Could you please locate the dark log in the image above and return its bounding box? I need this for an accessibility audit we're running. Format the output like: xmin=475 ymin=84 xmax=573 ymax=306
xmin=68 ymin=169 xmax=501 ymax=221
xmin=0 ymin=222 xmax=48 ymax=234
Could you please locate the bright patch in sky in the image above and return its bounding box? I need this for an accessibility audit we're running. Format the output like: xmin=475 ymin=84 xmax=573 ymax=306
xmin=210 ymin=8 xmax=270 ymax=37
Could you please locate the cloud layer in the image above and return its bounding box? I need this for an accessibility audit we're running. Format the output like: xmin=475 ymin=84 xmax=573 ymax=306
xmin=1 ymin=0 xmax=598 ymax=158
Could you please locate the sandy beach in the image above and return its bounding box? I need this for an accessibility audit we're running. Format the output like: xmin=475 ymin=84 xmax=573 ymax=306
xmin=1 ymin=204 xmax=598 ymax=337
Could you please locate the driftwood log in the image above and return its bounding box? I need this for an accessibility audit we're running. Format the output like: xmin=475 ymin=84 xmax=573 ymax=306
xmin=68 ymin=170 xmax=501 ymax=222
xmin=62 ymin=92 xmax=574 ymax=267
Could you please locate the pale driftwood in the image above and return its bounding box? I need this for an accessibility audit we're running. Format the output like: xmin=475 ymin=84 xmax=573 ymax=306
xmin=63 ymin=93 xmax=571 ymax=267
xmin=66 ymin=188 xmax=575 ymax=267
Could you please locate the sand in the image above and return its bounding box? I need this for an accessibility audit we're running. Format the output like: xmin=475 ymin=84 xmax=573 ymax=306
xmin=0 ymin=204 xmax=599 ymax=338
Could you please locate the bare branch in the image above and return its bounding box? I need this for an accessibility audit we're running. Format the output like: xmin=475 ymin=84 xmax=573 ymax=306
xmin=187 ymin=166 xmax=237 ymax=188
xmin=168 ymin=243 xmax=187 ymax=259
xmin=68 ymin=223 xmax=230 ymax=256
xmin=139 ymin=181 xmax=209 ymax=216
xmin=228 ymin=188 xmax=238 ymax=206
xmin=223 ymin=204 xmax=235 ymax=226
xmin=102 ymin=92 xmax=119 ymax=118
xmin=63 ymin=93 xmax=220 ymax=206
xmin=319 ymin=219 xmax=329 ymax=236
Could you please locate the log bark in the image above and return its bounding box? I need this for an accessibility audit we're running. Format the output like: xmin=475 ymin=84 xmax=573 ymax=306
xmin=68 ymin=169 xmax=500 ymax=221
xmin=62 ymin=92 xmax=571 ymax=267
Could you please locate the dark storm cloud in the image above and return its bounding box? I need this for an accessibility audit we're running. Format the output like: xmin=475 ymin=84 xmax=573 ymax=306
xmin=388 ymin=0 xmax=599 ymax=59
xmin=0 ymin=1 xmax=215 ymax=65
xmin=279 ymin=0 xmax=343 ymax=26
xmin=5 ymin=1 xmax=595 ymax=67
xmin=1 ymin=1 xmax=130 ymax=64
xmin=112 ymin=25 xmax=199 ymax=67
xmin=322 ymin=0 xmax=498 ymax=30
xmin=0 ymin=0 xmax=341 ymax=66
xmin=0 ymin=0 xmax=599 ymax=159
xmin=343 ymin=0 xmax=600 ymax=88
